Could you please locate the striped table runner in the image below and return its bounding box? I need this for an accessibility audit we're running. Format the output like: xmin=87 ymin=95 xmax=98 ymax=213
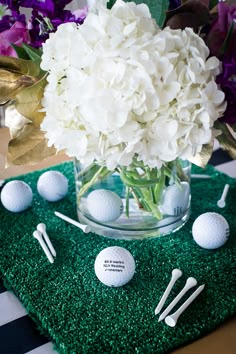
xmin=0 ymin=147 xmax=235 ymax=354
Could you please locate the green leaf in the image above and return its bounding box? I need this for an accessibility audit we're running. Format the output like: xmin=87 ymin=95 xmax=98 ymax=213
xmin=21 ymin=44 xmax=45 ymax=78
xmin=22 ymin=44 xmax=43 ymax=66
xmin=10 ymin=44 xmax=30 ymax=60
xmin=209 ymin=0 xmax=218 ymax=10
xmin=107 ymin=0 xmax=169 ymax=27
xmin=153 ymin=0 xmax=169 ymax=27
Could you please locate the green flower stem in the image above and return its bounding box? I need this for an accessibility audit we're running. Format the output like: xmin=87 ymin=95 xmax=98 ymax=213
xmin=133 ymin=186 xmax=162 ymax=219
xmin=77 ymin=165 xmax=112 ymax=201
xmin=175 ymin=160 xmax=189 ymax=182
xmin=119 ymin=168 xmax=160 ymax=187
xmin=76 ymin=162 xmax=98 ymax=179
xmin=153 ymin=168 xmax=166 ymax=205
xmin=125 ymin=186 xmax=130 ymax=217
xmin=119 ymin=166 xmax=164 ymax=220
xmin=163 ymin=163 xmax=181 ymax=188
xmin=76 ymin=160 xmax=188 ymax=221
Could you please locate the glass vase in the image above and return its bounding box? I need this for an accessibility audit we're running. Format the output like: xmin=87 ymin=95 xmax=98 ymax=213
xmin=74 ymin=159 xmax=191 ymax=240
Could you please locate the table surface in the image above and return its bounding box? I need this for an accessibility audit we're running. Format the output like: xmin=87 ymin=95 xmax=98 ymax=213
xmin=0 ymin=127 xmax=236 ymax=354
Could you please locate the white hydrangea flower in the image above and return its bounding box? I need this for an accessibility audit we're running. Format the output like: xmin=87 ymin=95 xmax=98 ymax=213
xmin=87 ymin=0 xmax=108 ymax=13
xmin=5 ymin=106 xmax=30 ymax=138
xmin=40 ymin=0 xmax=226 ymax=170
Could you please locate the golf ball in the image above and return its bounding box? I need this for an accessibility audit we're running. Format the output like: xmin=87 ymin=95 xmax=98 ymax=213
xmin=192 ymin=212 xmax=230 ymax=249
xmin=161 ymin=182 xmax=190 ymax=216
xmin=37 ymin=171 xmax=68 ymax=202
xmin=94 ymin=246 xmax=135 ymax=287
xmin=0 ymin=180 xmax=33 ymax=212
xmin=87 ymin=189 xmax=123 ymax=222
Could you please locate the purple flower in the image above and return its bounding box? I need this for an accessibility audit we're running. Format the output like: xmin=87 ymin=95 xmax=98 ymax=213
xmin=0 ymin=20 xmax=29 ymax=56
xmin=204 ymin=2 xmax=236 ymax=125
xmin=0 ymin=13 xmax=26 ymax=31
xmin=1 ymin=0 xmax=56 ymax=16
xmin=0 ymin=0 xmax=88 ymax=48
xmin=206 ymin=2 xmax=236 ymax=57
xmin=26 ymin=5 xmax=88 ymax=48
xmin=72 ymin=6 xmax=88 ymax=22
xmin=20 ymin=0 xmax=55 ymax=16
xmin=0 ymin=0 xmax=20 ymax=12
xmin=217 ymin=56 xmax=236 ymax=125
xmin=168 ymin=0 xmax=181 ymax=11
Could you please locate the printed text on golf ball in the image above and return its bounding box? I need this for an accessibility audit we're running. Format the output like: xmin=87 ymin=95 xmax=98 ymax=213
xmin=94 ymin=246 xmax=135 ymax=287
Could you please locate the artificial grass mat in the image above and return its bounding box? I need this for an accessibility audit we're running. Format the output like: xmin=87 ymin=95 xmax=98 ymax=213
xmin=0 ymin=162 xmax=236 ymax=354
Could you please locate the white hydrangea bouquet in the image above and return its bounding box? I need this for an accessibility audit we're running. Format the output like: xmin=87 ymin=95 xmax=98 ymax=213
xmin=41 ymin=0 xmax=225 ymax=169
xmin=0 ymin=0 xmax=227 ymax=237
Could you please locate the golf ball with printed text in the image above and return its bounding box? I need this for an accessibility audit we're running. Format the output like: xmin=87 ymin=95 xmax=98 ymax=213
xmin=37 ymin=171 xmax=68 ymax=202
xmin=87 ymin=189 xmax=123 ymax=222
xmin=161 ymin=182 xmax=190 ymax=216
xmin=94 ymin=246 xmax=135 ymax=287
xmin=0 ymin=180 xmax=33 ymax=212
xmin=192 ymin=212 xmax=230 ymax=249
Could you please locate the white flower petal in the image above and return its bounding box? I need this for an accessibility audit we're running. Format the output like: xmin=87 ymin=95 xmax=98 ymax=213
xmin=40 ymin=1 xmax=226 ymax=169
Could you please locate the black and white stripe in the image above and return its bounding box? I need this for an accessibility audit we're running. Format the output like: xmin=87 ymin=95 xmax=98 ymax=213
xmin=0 ymin=279 xmax=57 ymax=354
xmin=0 ymin=148 xmax=235 ymax=354
xmin=210 ymin=140 xmax=236 ymax=178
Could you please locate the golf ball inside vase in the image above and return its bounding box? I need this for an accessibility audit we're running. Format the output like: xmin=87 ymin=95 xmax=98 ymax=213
xmin=0 ymin=180 xmax=33 ymax=212
xmin=192 ymin=212 xmax=230 ymax=249
xmin=94 ymin=246 xmax=135 ymax=287
xmin=87 ymin=189 xmax=123 ymax=222
xmin=161 ymin=181 xmax=190 ymax=216
xmin=37 ymin=171 xmax=68 ymax=202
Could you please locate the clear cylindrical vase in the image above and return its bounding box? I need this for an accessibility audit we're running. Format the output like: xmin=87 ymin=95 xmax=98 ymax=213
xmin=74 ymin=159 xmax=191 ymax=240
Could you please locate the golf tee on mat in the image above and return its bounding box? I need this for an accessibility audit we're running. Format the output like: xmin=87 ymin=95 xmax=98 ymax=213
xmin=33 ymin=230 xmax=54 ymax=263
xmin=37 ymin=223 xmax=56 ymax=257
xmin=165 ymin=284 xmax=205 ymax=327
xmin=155 ymin=269 xmax=182 ymax=315
xmin=54 ymin=211 xmax=91 ymax=233
xmin=217 ymin=184 xmax=230 ymax=208
xmin=158 ymin=277 xmax=197 ymax=322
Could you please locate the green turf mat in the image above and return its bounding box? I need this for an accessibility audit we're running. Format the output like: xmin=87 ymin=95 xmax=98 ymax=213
xmin=0 ymin=162 xmax=236 ymax=353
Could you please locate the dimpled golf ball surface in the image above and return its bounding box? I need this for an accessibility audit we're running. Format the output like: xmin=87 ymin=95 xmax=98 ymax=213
xmin=161 ymin=182 xmax=190 ymax=216
xmin=87 ymin=189 xmax=123 ymax=222
xmin=0 ymin=180 xmax=33 ymax=212
xmin=192 ymin=212 xmax=230 ymax=249
xmin=94 ymin=246 xmax=135 ymax=287
xmin=37 ymin=171 xmax=68 ymax=202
